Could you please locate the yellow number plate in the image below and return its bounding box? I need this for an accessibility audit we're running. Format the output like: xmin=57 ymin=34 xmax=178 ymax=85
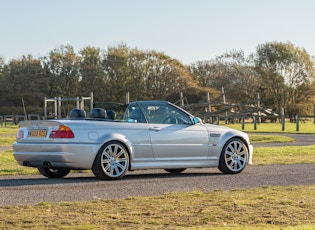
xmin=28 ymin=129 xmax=47 ymax=138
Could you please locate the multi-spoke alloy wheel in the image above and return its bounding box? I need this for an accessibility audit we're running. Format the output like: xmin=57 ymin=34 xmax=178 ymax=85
xmin=218 ymin=138 xmax=248 ymax=174
xmin=92 ymin=141 xmax=129 ymax=180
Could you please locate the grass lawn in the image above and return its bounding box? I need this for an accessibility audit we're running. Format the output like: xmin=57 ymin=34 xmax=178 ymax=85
xmin=0 ymin=185 xmax=314 ymax=229
xmin=225 ymin=119 xmax=315 ymax=133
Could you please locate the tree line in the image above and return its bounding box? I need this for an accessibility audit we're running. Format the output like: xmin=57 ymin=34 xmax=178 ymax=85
xmin=0 ymin=41 xmax=314 ymax=118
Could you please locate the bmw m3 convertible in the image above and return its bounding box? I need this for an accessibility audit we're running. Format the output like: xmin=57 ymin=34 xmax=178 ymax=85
xmin=13 ymin=100 xmax=253 ymax=180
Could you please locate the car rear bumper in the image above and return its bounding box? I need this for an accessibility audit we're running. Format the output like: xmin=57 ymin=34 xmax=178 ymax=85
xmin=13 ymin=142 xmax=99 ymax=169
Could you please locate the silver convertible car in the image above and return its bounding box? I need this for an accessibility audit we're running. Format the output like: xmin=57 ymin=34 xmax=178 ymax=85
xmin=13 ymin=100 xmax=253 ymax=180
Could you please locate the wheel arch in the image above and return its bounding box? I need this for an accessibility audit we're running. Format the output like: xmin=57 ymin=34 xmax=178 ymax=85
xmin=218 ymin=133 xmax=250 ymax=160
xmin=218 ymin=135 xmax=250 ymax=174
xmin=94 ymin=133 xmax=133 ymax=169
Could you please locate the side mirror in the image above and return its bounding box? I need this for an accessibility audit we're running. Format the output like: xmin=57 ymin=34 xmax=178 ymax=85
xmin=192 ymin=117 xmax=202 ymax=125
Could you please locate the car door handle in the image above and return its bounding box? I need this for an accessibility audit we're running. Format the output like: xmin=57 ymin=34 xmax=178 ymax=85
xmin=149 ymin=127 xmax=161 ymax=132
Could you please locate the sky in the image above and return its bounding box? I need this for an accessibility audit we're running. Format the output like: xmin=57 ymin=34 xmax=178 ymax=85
xmin=1 ymin=0 xmax=315 ymax=64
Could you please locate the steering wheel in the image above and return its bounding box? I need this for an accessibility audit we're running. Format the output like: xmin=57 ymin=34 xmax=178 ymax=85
xmin=162 ymin=115 xmax=178 ymax=124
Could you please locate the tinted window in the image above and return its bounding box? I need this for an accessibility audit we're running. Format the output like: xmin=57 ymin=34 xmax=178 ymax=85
xmin=124 ymin=103 xmax=147 ymax=123
xmin=138 ymin=101 xmax=192 ymax=125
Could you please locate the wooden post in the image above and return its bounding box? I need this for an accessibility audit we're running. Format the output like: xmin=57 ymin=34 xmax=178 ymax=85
xmin=241 ymin=117 xmax=245 ymax=130
xmin=253 ymin=116 xmax=257 ymax=130
xmin=76 ymin=97 xmax=80 ymax=109
xmin=296 ymin=115 xmax=299 ymax=132
xmin=257 ymin=93 xmax=261 ymax=124
xmin=126 ymin=92 xmax=130 ymax=104
xmin=44 ymin=97 xmax=47 ymax=120
xmin=222 ymin=87 xmax=228 ymax=124
xmin=54 ymin=97 xmax=58 ymax=119
xmin=180 ymin=92 xmax=184 ymax=107
xmin=58 ymin=97 xmax=61 ymax=119
xmin=281 ymin=107 xmax=285 ymax=131
xmin=207 ymin=92 xmax=212 ymax=123
xmin=90 ymin=92 xmax=94 ymax=110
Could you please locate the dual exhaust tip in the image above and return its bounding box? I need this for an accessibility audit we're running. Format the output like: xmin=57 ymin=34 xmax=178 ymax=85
xmin=23 ymin=161 xmax=53 ymax=167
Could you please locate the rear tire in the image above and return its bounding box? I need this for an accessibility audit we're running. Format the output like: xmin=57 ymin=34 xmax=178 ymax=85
xmin=92 ymin=141 xmax=129 ymax=180
xmin=218 ymin=138 xmax=248 ymax=174
xmin=37 ymin=167 xmax=70 ymax=178
xmin=164 ymin=168 xmax=186 ymax=173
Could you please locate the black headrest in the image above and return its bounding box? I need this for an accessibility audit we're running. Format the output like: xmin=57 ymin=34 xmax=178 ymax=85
xmin=106 ymin=110 xmax=116 ymax=120
xmin=70 ymin=109 xmax=86 ymax=118
xmin=90 ymin=108 xmax=107 ymax=119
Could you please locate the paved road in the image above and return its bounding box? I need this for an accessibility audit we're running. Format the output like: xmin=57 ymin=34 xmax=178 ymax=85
xmin=0 ymin=163 xmax=314 ymax=206
xmin=252 ymin=133 xmax=315 ymax=147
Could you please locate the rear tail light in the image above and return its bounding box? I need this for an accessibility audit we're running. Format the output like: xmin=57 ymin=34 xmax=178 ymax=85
xmin=17 ymin=129 xmax=24 ymax=139
xmin=49 ymin=125 xmax=74 ymax=138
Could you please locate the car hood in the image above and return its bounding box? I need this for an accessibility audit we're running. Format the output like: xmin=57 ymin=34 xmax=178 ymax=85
xmin=203 ymin=123 xmax=236 ymax=132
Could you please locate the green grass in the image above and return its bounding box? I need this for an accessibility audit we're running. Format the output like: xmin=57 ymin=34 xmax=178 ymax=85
xmin=224 ymin=120 xmax=315 ymax=133
xmin=0 ymin=125 xmax=18 ymax=134
xmin=0 ymin=136 xmax=16 ymax=146
xmin=249 ymin=134 xmax=295 ymax=143
xmin=254 ymin=145 xmax=315 ymax=165
xmin=0 ymin=150 xmax=38 ymax=175
xmin=0 ymin=186 xmax=314 ymax=229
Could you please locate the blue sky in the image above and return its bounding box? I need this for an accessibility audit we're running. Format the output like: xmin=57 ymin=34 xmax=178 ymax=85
xmin=1 ymin=0 xmax=315 ymax=64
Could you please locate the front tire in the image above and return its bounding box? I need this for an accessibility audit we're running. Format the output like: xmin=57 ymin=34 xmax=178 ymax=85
xmin=218 ymin=138 xmax=248 ymax=174
xmin=92 ymin=141 xmax=129 ymax=180
xmin=37 ymin=167 xmax=70 ymax=178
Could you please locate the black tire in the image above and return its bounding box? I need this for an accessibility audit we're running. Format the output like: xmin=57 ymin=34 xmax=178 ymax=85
xmin=37 ymin=167 xmax=71 ymax=178
xmin=218 ymin=138 xmax=248 ymax=174
xmin=164 ymin=168 xmax=186 ymax=173
xmin=92 ymin=141 xmax=129 ymax=180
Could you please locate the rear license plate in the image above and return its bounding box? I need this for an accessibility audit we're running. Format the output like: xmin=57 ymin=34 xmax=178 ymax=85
xmin=28 ymin=129 xmax=47 ymax=138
